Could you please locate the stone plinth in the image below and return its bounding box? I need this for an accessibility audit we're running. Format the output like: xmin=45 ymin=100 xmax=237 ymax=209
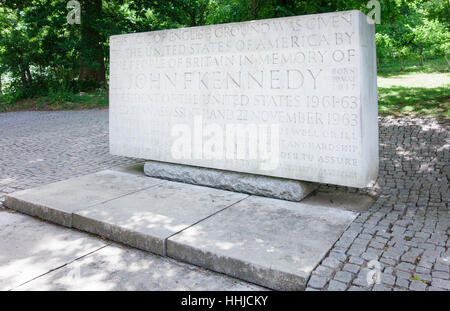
xmin=144 ymin=160 xmax=317 ymax=201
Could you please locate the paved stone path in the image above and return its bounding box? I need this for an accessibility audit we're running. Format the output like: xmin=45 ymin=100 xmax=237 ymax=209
xmin=310 ymin=116 xmax=450 ymax=291
xmin=0 ymin=110 xmax=448 ymax=291
xmin=0 ymin=109 xmax=264 ymax=291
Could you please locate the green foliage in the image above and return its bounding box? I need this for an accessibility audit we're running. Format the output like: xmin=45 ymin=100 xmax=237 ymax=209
xmin=47 ymin=86 xmax=74 ymax=105
xmin=423 ymin=0 xmax=450 ymax=29
xmin=0 ymin=89 xmax=108 ymax=112
xmin=0 ymin=0 xmax=449 ymax=116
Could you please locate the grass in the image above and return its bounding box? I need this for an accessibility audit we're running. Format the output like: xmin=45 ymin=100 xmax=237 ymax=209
xmin=0 ymin=91 xmax=108 ymax=113
xmin=378 ymin=57 xmax=449 ymax=77
xmin=378 ymin=72 xmax=450 ymax=119
xmin=411 ymin=275 xmax=429 ymax=284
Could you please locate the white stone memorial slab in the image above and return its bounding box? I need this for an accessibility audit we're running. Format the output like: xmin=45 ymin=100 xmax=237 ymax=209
xmin=109 ymin=10 xmax=378 ymax=187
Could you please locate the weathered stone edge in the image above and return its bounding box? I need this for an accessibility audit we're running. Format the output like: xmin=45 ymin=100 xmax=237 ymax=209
xmin=4 ymin=192 xmax=306 ymax=290
xmin=4 ymin=194 xmax=72 ymax=227
xmin=144 ymin=161 xmax=318 ymax=202
xmin=72 ymin=213 xmax=165 ymax=255
xmin=166 ymin=239 xmax=307 ymax=291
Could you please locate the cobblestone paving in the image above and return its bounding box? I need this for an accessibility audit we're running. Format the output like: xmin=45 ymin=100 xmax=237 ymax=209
xmin=308 ymin=116 xmax=450 ymax=291
xmin=1 ymin=110 xmax=449 ymax=291
xmin=0 ymin=110 xmax=139 ymax=201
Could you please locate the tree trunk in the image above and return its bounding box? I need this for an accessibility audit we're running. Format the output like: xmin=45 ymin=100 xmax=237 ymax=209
xmin=444 ymin=55 xmax=450 ymax=69
xmin=277 ymin=0 xmax=295 ymax=12
xmin=248 ymin=0 xmax=264 ymax=19
xmin=79 ymin=0 xmax=105 ymax=85
xmin=26 ymin=68 xmax=32 ymax=84
xmin=189 ymin=11 xmax=197 ymax=26
xmin=0 ymin=74 xmax=2 ymax=95
xmin=21 ymin=72 xmax=28 ymax=87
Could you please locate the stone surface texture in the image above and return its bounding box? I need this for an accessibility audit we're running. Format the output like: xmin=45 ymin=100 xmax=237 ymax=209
xmin=13 ymin=242 xmax=265 ymax=291
xmin=0 ymin=209 xmax=262 ymax=291
xmin=144 ymin=160 xmax=317 ymax=201
xmin=0 ymin=210 xmax=107 ymax=291
xmin=5 ymin=169 xmax=358 ymax=290
xmin=167 ymin=195 xmax=357 ymax=290
xmin=307 ymin=117 xmax=449 ymax=291
xmin=5 ymin=170 xmax=164 ymax=227
xmin=110 ymin=10 xmax=378 ymax=188
xmin=72 ymin=181 xmax=247 ymax=255
xmin=0 ymin=110 xmax=448 ymax=291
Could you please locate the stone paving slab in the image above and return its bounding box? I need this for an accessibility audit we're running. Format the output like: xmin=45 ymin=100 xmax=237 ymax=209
xmin=301 ymin=191 xmax=375 ymax=213
xmin=0 ymin=208 xmax=264 ymax=291
xmin=110 ymin=162 xmax=147 ymax=177
xmin=72 ymin=181 xmax=247 ymax=255
xmin=167 ymin=196 xmax=358 ymax=290
xmin=13 ymin=242 xmax=265 ymax=291
xmin=0 ymin=209 xmax=107 ymax=291
xmin=3 ymin=168 xmax=361 ymax=290
xmin=4 ymin=170 xmax=164 ymax=227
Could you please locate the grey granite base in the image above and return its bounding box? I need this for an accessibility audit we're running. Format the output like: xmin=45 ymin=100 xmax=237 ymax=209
xmin=144 ymin=161 xmax=318 ymax=202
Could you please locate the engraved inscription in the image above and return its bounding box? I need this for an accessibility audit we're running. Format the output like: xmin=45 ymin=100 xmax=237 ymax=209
xmin=109 ymin=10 xmax=378 ymax=187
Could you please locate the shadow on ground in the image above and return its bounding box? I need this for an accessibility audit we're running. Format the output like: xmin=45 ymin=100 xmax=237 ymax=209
xmin=378 ymin=86 xmax=449 ymax=118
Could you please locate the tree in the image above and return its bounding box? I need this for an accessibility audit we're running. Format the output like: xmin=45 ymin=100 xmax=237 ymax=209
xmin=0 ymin=8 xmax=38 ymax=88
xmin=0 ymin=0 xmax=448 ymax=103
xmin=423 ymin=0 xmax=450 ymax=29
xmin=78 ymin=0 xmax=105 ymax=84
xmin=130 ymin=0 xmax=212 ymax=28
xmin=426 ymin=19 xmax=450 ymax=68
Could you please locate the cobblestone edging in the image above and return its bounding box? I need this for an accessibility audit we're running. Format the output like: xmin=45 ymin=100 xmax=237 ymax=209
xmin=0 ymin=110 xmax=449 ymax=291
